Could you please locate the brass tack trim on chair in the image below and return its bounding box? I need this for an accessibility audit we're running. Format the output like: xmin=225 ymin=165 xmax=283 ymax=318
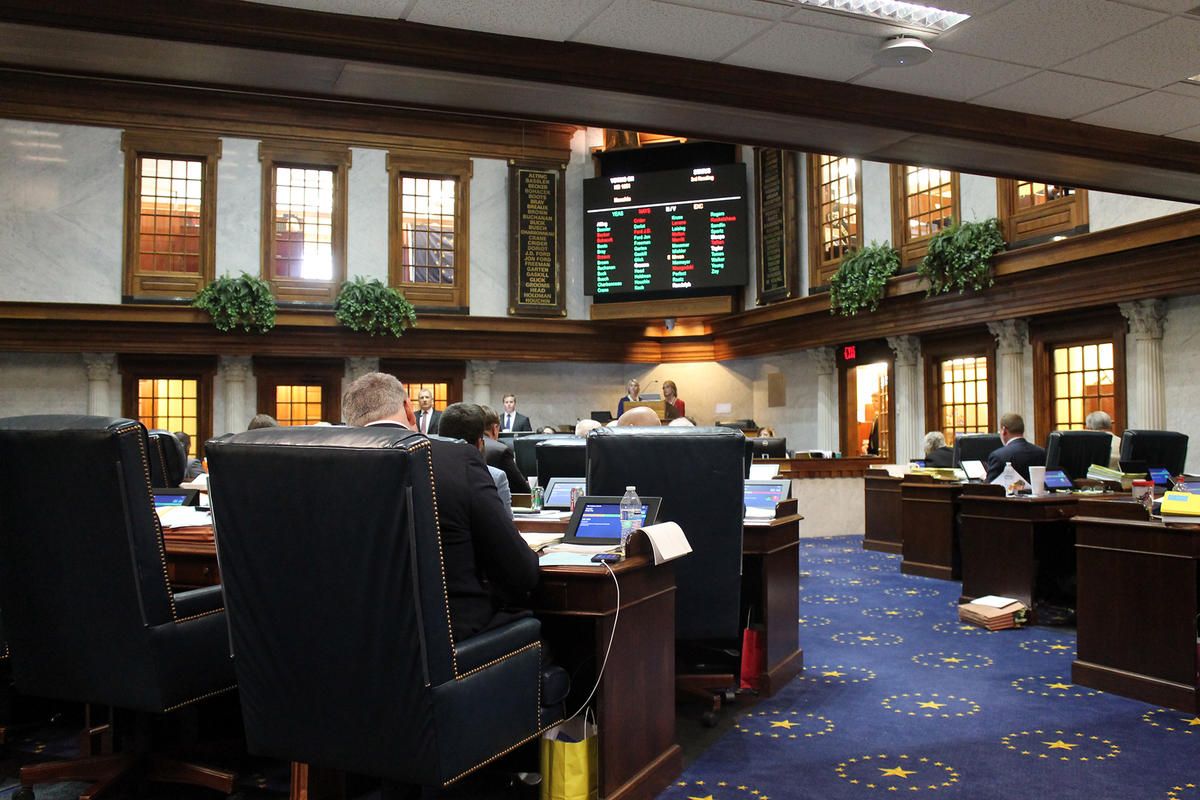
xmin=454 ymin=641 xmax=540 ymax=681
xmin=0 ymin=642 xmax=8 ymax=661
xmin=172 ymin=607 xmax=225 ymax=624
xmin=120 ymin=424 xmax=178 ymax=620
xmin=410 ymin=437 xmax=459 ymax=676
xmin=161 ymin=683 xmax=237 ymax=713
xmin=443 ymin=726 xmax=550 ymax=787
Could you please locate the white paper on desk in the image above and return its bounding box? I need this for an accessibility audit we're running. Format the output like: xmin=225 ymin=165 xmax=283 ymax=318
xmin=520 ymin=532 xmax=564 ymax=550
xmin=989 ymin=464 xmax=1029 ymax=493
xmin=181 ymin=473 xmax=208 ymax=490
xmin=156 ymin=507 xmax=212 ymax=528
xmin=745 ymin=506 xmax=775 ymax=520
xmin=539 ymin=552 xmax=601 ymax=566
xmin=637 ymin=521 xmax=692 ymax=565
xmin=972 ymin=595 xmax=1020 ymax=609
xmin=749 ymin=463 xmax=780 ymax=479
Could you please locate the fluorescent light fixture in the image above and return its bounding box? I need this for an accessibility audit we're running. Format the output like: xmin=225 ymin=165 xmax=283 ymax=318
xmin=791 ymin=0 xmax=969 ymax=33
xmin=1187 ymin=74 xmax=1200 ymax=84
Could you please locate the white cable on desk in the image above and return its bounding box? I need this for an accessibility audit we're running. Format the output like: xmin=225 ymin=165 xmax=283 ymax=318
xmin=565 ymin=561 xmax=620 ymax=722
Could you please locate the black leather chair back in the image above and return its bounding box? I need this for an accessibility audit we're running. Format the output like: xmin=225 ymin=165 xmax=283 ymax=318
xmin=513 ymin=433 xmax=570 ymax=480
xmin=952 ymin=433 xmax=1002 ymax=468
xmin=207 ymin=425 xmax=545 ymax=786
xmin=0 ymin=415 xmax=228 ymax=711
xmin=148 ymin=428 xmax=187 ymax=487
xmin=536 ymin=438 xmax=587 ymax=486
xmin=1120 ymin=429 xmax=1189 ymax=476
xmin=587 ymin=426 xmax=744 ymax=641
xmin=1046 ymin=430 xmax=1114 ymax=481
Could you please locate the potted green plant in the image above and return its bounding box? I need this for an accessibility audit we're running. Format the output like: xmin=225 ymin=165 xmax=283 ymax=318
xmin=193 ymin=272 xmax=277 ymax=333
xmin=829 ymin=243 xmax=900 ymax=316
xmin=917 ymin=217 xmax=1006 ymax=296
xmin=334 ymin=276 xmax=418 ymax=337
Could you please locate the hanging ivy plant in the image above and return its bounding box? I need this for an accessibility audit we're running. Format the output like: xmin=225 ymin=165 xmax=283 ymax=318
xmin=917 ymin=217 xmax=1006 ymax=296
xmin=192 ymin=272 xmax=277 ymax=333
xmin=829 ymin=242 xmax=900 ymax=316
xmin=334 ymin=276 xmax=418 ymax=337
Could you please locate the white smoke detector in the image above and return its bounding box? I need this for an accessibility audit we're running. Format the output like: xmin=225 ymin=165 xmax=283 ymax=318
xmin=873 ymin=36 xmax=933 ymax=68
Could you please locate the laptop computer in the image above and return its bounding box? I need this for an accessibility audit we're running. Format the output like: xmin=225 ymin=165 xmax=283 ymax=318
xmin=561 ymin=495 xmax=662 ymax=547
xmin=748 ymin=462 xmax=780 ymax=480
xmin=542 ymin=476 xmax=585 ymax=510
xmin=152 ymin=488 xmax=198 ymax=507
xmin=1043 ymin=468 xmax=1073 ymax=491
xmin=910 ymin=459 xmax=927 ymax=468
xmin=744 ymin=479 xmax=790 ymax=521
xmin=961 ymin=460 xmax=987 ymax=482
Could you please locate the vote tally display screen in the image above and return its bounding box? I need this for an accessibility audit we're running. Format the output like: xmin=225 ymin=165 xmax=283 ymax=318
xmin=583 ymin=164 xmax=748 ymax=296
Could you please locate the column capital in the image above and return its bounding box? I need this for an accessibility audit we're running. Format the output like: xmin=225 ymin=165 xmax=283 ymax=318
xmin=220 ymin=355 xmax=252 ymax=383
xmin=469 ymin=360 xmax=499 ymax=385
xmin=987 ymin=318 xmax=1029 ymax=355
xmin=81 ymin=353 xmax=115 ymax=382
xmin=1120 ymin=298 xmax=1166 ymax=339
xmin=808 ymin=346 xmax=836 ymax=376
xmin=345 ymin=357 xmax=380 ymax=384
xmin=886 ymin=335 xmax=920 ymax=368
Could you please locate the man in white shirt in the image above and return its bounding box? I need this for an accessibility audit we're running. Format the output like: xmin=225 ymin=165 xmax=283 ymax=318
xmin=415 ymin=388 xmax=441 ymax=435
xmin=500 ymin=394 xmax=532 ymax=432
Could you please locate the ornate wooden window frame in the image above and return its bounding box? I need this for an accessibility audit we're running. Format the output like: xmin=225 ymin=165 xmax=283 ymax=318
xmin=1031 ymin=311 xmax=1126 ymax=439
xmin=922 ymin=331 xmax=997 ymax=443
xmin=890 ymin=165 xmax=960 ymax=267
xmin=259 ymin=140 xmax=351 ymax=305
xmin=996 ymin=181 xmax=1089 ymax=248
xmin=837 ymin=340 xmax=895 ymax=461
xmin=121 ymin=130 xmax=221 ymax=301
xmin=253 ymin=357 xmax=344 ymax=425
xmin=807 ymin=153 xmax=863 ymax=289
xmin=380 ymin=359 xmax=466 ymax=408
xmin=387 ymin=152 xmax=473 ymax=312
xmin=119 ymin=354 xmax=216 ymax=457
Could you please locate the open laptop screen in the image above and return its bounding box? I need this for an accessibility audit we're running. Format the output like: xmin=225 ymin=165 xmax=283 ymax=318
xmin=744 ymin=479 xmax=790 ymax=513
xmin=562 ymin=496 xmax=663 ymax=545
xmin=1043 ymin=469 xmax=1072 ymax=490
xmin=543 ymin=477 xmax=585 ymax=509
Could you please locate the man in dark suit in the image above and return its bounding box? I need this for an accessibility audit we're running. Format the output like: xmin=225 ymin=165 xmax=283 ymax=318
xmin=414 ymin=388 xmax=441 ymax=435
xmin=342 ymin=373 xmax=536 ymax=640
xmin=482 ymin=404 xmax=532 ymax=494
xmin=985 ymin=412 xmax=1046 ymax=483
xmin=500 ymin=394 xmax=532 ymax=432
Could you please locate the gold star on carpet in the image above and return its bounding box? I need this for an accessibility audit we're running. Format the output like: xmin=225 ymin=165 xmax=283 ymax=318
xmin=941 ymin=657 xmax=963 ymax=663
xmin=769 ymin=720 xmax=798 ymax=729
xmin=687 ymin=795 xmax=713 ymax=800
xmin=917 ymin=701 xmax=946 ymax=709
xmin=822 ymin=670 xmax=845 ymax=677
xmin=859 ymin=635 xmax=878 ymax=642
xmin=879 ymin=767 xmax=917 ymax=778
xmin=1048 ymin=644 xmax=1071 ymax=650
xmin=1043 ymin=740 xmax=1078 ymax=750
xmin=1046 ymin=682 xmax=1072 ymax=690
xmin=1185 ymin=717 xmax=1200 ymax=726
xmin=885 ymin=611 xmax=901 ymax=616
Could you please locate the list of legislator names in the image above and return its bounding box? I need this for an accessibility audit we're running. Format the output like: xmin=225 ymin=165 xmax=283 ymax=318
xmin=584 ymin=164 xmax=748 ymax=296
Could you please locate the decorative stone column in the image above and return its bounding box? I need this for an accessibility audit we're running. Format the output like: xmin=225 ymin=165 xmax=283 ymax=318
xmin=1120 ymin=299 xmax=1166 ymax=430
xmin=887 ymin=335 xmax=921 ymax=464
xmin=468 ymin=360 xmax=498 ymax=408
xmin=82 ymin=353 xmax=115 ymax=416
xmin=808 ymin=347 xmax=837 ymax=453
xmin=345 ymin=357 xmax=379 ymax=386
xmin=987 ymin=318 xmax=1029 ymax=424
xmin=221 ymin=356 xmax=251 ymax=434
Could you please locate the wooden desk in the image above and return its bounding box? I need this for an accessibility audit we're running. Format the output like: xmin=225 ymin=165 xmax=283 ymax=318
xmin=742 ymin=505 xmax=804 ymax=696
xmin=1072 ymin=516 xmax=1200 ymax=713
xmin=863 ymin=470 xmax=903 ymax=553
xmin=164 ymin=528 xmax=220 ymax=589
xmin=900 ymin=477 xmax=963 ymax=580
xmin=535 ymin=548 xmax=681 ymax=800
xmin=958 ymin=488 xmax=1077 ymax=613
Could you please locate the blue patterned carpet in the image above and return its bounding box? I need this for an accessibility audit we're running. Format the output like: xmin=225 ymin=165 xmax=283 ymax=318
xmin=660 ymin=535 xmax=1200 ymax=800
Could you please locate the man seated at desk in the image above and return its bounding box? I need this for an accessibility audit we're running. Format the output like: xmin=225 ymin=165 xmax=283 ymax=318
xmin=342 ymin=372 xmax=538 ymax=640
xmin=985 ymin=412 xmax=1046 ymax=484
xmin=440 ymin=401 xmax=513 ymax=518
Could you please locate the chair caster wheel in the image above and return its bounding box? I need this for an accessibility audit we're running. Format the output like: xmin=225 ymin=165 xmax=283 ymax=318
xmin=14 ymin=787 xmax=35 ymax=800
xmin=723 ymin=689 xmax=737 ymax=703
xmin=701 ymin=711 xmax=718 ymax=728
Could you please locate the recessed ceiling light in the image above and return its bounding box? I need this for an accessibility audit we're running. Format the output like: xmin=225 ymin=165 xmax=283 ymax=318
xmin=790 ymin=0 xmax=970 ymax=33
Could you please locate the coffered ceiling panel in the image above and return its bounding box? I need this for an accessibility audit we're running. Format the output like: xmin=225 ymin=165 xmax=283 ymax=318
xmin=570 ymin=0 xmax=771 ymax=59
xmin=971 ymin=70 xmax=1147 ymax=118
xmin=1074 ymin=90 xmax=1200 ymax=135
xmin=720 ymin=20 xmax=879 ymax=81
xmin=852 ymin=51 xmax=1037 ymax=102
xmin=1054 ymin=17 xmax=1200 ymax=89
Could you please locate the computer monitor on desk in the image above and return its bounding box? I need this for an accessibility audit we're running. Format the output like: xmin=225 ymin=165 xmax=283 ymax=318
xmin=952 ymin=433 xmax=1002 ymax=470
xmin=751 ymin=437 xmax=787 ymax=459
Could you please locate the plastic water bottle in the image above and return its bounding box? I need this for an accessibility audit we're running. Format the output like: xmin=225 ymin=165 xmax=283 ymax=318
xmin=619 ymin=485 xmax=641 ymax=559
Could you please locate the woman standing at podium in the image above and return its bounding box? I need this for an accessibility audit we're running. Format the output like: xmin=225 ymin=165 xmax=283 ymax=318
xmin=617 ymin=378 xmax=641 ymax=417
xmin=663 ymin=380 xmax=685 ymax=419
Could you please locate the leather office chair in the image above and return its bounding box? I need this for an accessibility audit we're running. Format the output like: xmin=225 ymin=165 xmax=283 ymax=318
xmin=587 ymin=426 xmax=745 ymax=722
xmin=206 ymin=425 xmax=563 ymax=793
xmin=952 ymin=432 xmax=1003 ymax=470
xmin=147 ymin=428 xmax=187 ymax=487
xmin=1120 ymin=429 xmax=1189 ymax=476
xmin=0 ymin=415 xmax=236 ymax=799
xmin=513 ymin=433 xmax=570 ymax=481
xmin=1045 ymin=430 xmax=1114 ymax=481
xmin=535 ymin=438 xmax=587 ymax=487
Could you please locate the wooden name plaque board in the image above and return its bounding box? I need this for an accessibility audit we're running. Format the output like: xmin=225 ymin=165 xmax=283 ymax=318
xmin=509 ymin=162 xmax=567 ymax=317
xmin=755 ymin=148 xmax=798 ymax=304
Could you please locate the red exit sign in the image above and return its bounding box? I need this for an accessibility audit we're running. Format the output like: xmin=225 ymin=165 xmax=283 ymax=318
xmin=843 ymin=345 xmax=857 ymax=361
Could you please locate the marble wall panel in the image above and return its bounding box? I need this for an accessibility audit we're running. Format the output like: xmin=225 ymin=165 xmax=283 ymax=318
xmin=861 ymin=160 xmax=891 ymax=246
xmin=469 ymin=157 xmax=510 ymax=317
xmin=347 ymin=147 xmax=388 ymax=283
xmin=0 ymin=353 xmax=91 ymax=415
xmin=1164 ymin=295 xmax=1200 ymax=473
xmin=215 ymin=137 xmax=261 ymax=278
xmin=1089 ymin=191 xmax=1198 ymax=233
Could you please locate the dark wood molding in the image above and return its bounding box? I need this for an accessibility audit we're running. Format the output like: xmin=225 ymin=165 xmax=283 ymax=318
xmin=920 ymin=331 xmax=997 ymax=441
xmin=1030 ymin=310 xmax=1127 ymax=438
xmin=996 ymin=182 xmax=1089 ymax=247
xmin=0 ymin=2 xmax=1199 ymax=206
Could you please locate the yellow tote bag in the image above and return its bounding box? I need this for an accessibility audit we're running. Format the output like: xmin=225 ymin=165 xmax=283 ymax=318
xmin=540 ymin=713 xmax=598 ymax=800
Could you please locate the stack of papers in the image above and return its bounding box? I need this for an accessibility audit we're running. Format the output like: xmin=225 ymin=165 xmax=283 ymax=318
xmin=958 ymin=595 xmax=1027 ymax=630
xmin=520 ymin=531 xmax=564 ymax=551
xmin=909 ymin=466 xmax=962 ymax=481
xmin=1086 ymin=464 xmax=1145 ymax=489
xmin=156 ymin=506 xmax=212 ymax=529
xmin=1159 ymin=491 xmax=1200 ymax=525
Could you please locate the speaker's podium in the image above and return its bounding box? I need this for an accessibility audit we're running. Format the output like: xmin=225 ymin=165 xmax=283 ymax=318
xmin=627 ymin=399 xmax=668 ymax=421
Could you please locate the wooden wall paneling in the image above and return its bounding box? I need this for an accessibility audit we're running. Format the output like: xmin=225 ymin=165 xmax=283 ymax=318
xmin=509 ymin=159 xmax=567 ymax=317
xmin=997 ymin=181 xmax=1090 ymax=247
xmin=754 ymin=148 xmax=799 ymax=304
